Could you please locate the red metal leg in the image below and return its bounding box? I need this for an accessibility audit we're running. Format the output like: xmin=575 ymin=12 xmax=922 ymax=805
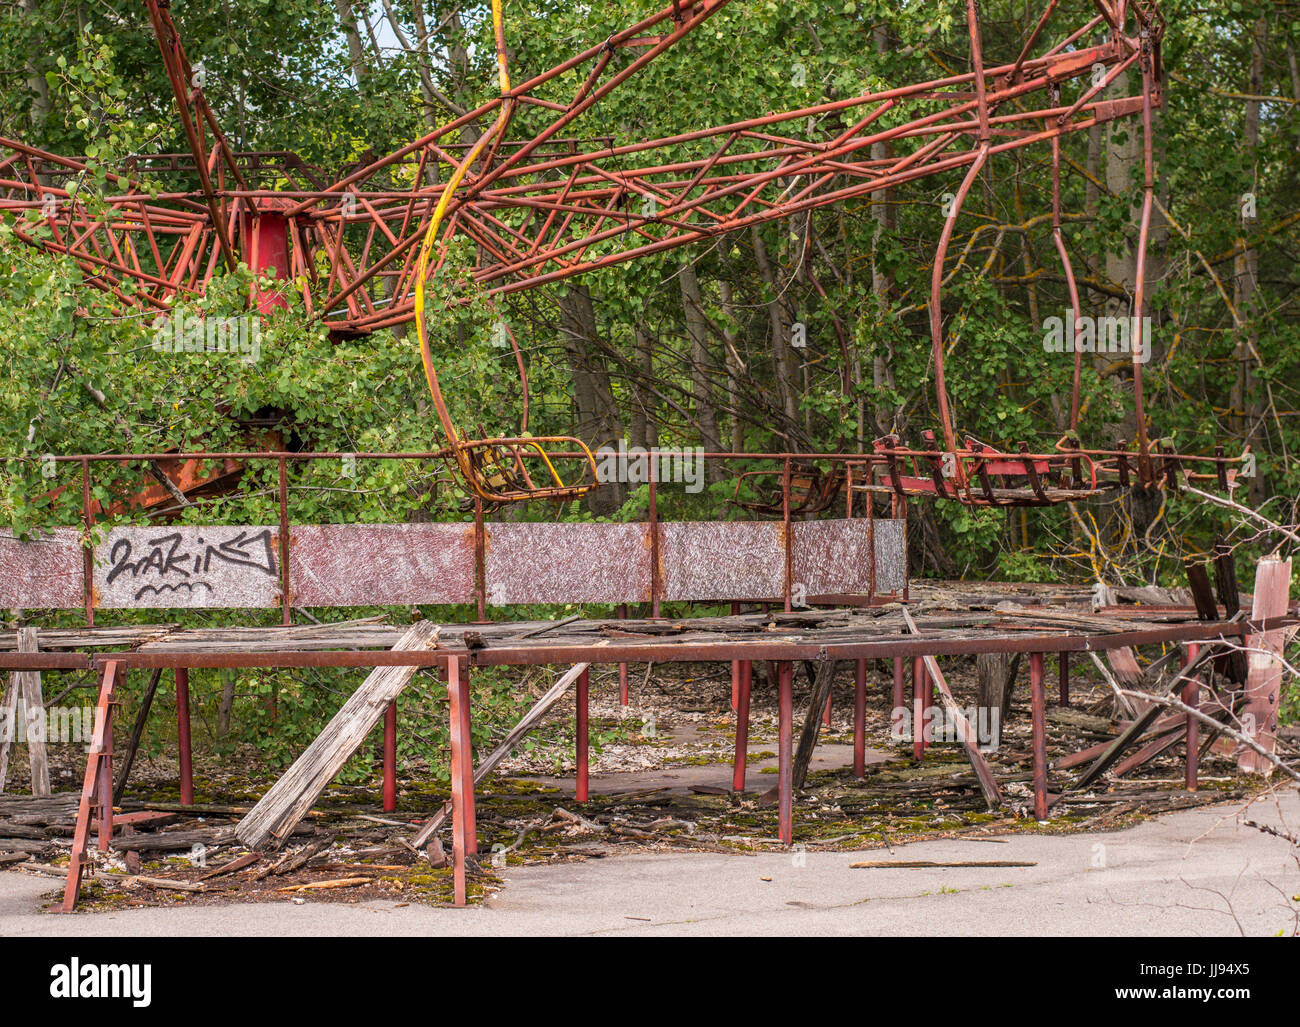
xmin=1183 ymin=644 xmax=1199 ymax=791
xmin=618 ymin=604 xmax=630 ymax=706
xmin=96 ymin=688 xmax=115 ymax=853
xmin=175 ymin=667 xmax=193 ymax=807
xmin=459 ymin=662 xmax=475 ymax=853
xmin=64 ymin=660 xmax=119 ymax=912
xmin=732 ymin=659 xmax=752 ymax=791
xmin=892 ymin=656 xmax=905 ymax=713
xmin=1058 ymin=651 xmax=1070 ymax=707
xmin=576 ymin=666 xmax=590 ymax=803
xmin=853 ymin=658 xmax=867 ymax=779
xmin=383 ymin=699 xmax=397 ymax=813
xmin=778 ymin=661 xmax=794 ymax=845
xmin=924 ymin=663 xmax=935 ymax=754
xmin=446 ymin=658 xmax=468 ymax=906
xmin=912 ymin=656 xmax=926 ymax=760
xmin=1030 ymin=652 xmax=1048 ymax=820
xmin=823 ymin=689 xmax=832 ymax=727
xmin=730 ymin=602 xmax=740 ymax=711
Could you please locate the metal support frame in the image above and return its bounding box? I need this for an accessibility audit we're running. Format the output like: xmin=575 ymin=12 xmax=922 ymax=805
xmin=176 ymin=667 xmax=193 ymax=806
xmin=62 ymin=659 xmax=120 ymax=911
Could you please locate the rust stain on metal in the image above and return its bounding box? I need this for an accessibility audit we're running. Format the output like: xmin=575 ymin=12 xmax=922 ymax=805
xmin=0 ymin=528 xmax=84 ymax=609
xmin=660 ymin=521 xmax=785 ymax=602
xmin=485 ymin=522 xmax=650 ymax=605
xmin=290 ymin=524 xmax=475 ymax=607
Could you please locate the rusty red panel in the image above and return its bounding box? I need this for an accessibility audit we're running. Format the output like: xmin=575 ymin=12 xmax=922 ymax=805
xmin=95 ymin=526 xmax=281 ymax=608
xmin=660 ymin=521 xmax=784 ymax=602
xmin=0 ymin=528 xmax=82 ymax=609
xmin=290 ymin=524 xmax=475 ymax=606
xmin=793 ymin=519 xmax=876 ymax=595
xmin=485 ymin=522 xmax=649 ymax=605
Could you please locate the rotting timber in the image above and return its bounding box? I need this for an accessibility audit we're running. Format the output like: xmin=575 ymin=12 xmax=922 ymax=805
xmin=3 ymin=570 xmax=1292 ymax=910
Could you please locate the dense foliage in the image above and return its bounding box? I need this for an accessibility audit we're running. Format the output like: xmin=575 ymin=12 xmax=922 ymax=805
xmin=2 ymin=1 xmax=1297 ymax=764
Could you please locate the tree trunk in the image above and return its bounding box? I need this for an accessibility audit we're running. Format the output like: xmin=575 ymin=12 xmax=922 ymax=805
xmin=678 ymin=262 xmax=723 ymax=478
xmin=1233 ymin=16 xmax=1267 ymax=505
xmin=558 ymin=285 xmax=626 ymax=514
xmin=751 ymin=226 xmax=796 ymax=427
xmin=333 ymin=0 xmax=369 ymax=89
xmin=976 ymin=652 xmax=1021 ymax=750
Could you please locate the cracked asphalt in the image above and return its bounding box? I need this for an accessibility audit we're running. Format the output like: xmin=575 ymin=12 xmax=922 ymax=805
xmin=3 ymin=791 xmax=1296 ymax=936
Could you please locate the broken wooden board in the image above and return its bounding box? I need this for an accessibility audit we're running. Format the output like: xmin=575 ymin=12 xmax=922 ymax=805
xmin=235 ymin=621 xmax=439 ymax=851
xmin=1068 ymin=635 xmax=1233 ymax=794
xmin=1240 ymin=556 xmax=1290 ymax=775
xmin=0 ymin=629 xmax=48 ymax=795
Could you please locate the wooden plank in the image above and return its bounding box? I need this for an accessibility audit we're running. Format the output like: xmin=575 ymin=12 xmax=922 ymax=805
xmin=1069 ymin=638 xmax=1228 ymax=794
xmin=235 ymin=621 xmax=439 ymax=851
xmin=792 ymin=660 xmax=837 ymax=790
xmin=113 ymin=668 xmax=165 ymax=804
xmin=0 ymin=663 xmax=19 ymax=793
xmin=1240 ymin=556 xmax=1291 ymax=775
xmin=900 ymin=608 xmax=1002 ymax=810
xmin=1 ymin=629 xmax=48 ymax=795
xmin=17 ymin=629 xmax=47 ymax=796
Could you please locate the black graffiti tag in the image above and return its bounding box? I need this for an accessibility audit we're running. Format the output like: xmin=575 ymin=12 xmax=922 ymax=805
xmin=105 ymin=530 xmax=278 ymax=600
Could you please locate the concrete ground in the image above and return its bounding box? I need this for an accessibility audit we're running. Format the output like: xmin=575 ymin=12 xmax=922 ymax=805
xmin=3 ymin=790 xmax=1296 ymax=936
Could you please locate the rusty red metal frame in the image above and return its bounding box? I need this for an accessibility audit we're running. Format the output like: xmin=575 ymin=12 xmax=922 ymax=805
xmin=2 ymin=1 xmax=1212 ymax=505
xmin=12 ymin=605 xmax=1284 ymax=910
xmin=26 ymin=447 xmax=909 ymax=626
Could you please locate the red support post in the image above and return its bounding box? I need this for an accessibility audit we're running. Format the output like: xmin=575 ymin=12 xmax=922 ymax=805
xmin=1030 ymin=652 xmax=1048 ymax=820
xmin=175 ymin=667 xmax=193 ymax=807
xmin=730 ymin=602 xmax=741 ymax=712
xmin=618 ymin=604 xmax=630 ymax=706
xmin=925 ymin=663 xmax=935 ymax=752
xmin=96 ymin=696 xmax=115 ymax=854
xmin=383 ymin=699 xmax=397 ymax=813
xmin=853 ymin=658 xmax=867 ymax=779
xmin=459 ymin=663 xmax=475 ymax=852
xmin=912 ymin=656 xmax=926 ymax=760
xmin=733 ymin=659 xmax=752 ymax=791
xmin=1183 ymin=643 xmax=1199 ymax=791
xmin=1058 ymin=651 xmax=1070 ymax=706
xmin=778 ymin=661 xmax=794 ymax=845
xmin=64 ymin=660 xmax=120 ymax=911
xmin=576 ymin=665 xmax=590 ymax=803
xmin=445 ymin=658 xmax=468 ymax=907
xmin=892 ymin=656 xmax=905 ymax=713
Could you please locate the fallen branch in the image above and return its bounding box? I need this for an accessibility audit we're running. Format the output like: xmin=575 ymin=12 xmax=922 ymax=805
xmin=278 ymin=876 xmax=371 ymax=893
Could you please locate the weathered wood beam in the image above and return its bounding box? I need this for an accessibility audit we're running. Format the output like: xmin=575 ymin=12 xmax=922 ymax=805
xmin=235 ymin=621 xmax=439 ymax=851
